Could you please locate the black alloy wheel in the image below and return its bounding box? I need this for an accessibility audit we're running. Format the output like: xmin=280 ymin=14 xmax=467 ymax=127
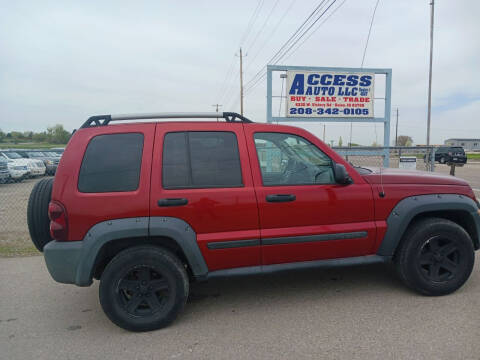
xmin=418 ymin=236 xmax=460 ymax=283
xmin=117 ymin=266 xmax=170 ymax=316
xmin=100 ymin=246 xmax=189 ymax=332
xmin=394 ymin=217 xmax=474 ymax=296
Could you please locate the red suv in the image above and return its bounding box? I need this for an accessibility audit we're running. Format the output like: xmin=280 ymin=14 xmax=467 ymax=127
xmin=27 ymin=112 xmax=480 ymax=332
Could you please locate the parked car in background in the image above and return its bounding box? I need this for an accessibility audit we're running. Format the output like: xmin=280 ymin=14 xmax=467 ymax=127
xmin=16 ymin=150 xmax=59 ymax=175
xmin=1 ymin=151 xmax=46 ymax=178
xmin=435 ymin=146 xmax=467 ymax=164
xmin=0 ymin=158 xmax=10 ymax=183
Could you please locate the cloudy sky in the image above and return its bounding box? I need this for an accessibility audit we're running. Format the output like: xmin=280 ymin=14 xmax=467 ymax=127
xmin=1 ymin=0 xmax=479 ymax=146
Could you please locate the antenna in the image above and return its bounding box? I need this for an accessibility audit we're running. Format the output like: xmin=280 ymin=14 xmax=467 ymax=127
xmin=379 ymin=156 xmax=386 ymax=198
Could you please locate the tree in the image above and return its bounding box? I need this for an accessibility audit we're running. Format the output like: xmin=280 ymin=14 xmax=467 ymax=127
xmin=397 ymin=135 xmax=413 ymax=147
xmin=46 ymin=124 xmax=71 ymax=144
xmin=0 ymin=129 xmax=5 ymax=142
xmin=338 ymin=136 xmax=343 ymax=147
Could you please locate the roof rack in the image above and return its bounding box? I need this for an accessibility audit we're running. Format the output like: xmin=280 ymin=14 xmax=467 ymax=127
xmin=80 ymin=112 xmax=253 ymax=128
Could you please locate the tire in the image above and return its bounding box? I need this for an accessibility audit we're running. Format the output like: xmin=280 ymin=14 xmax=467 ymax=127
xmin=394 ymin=217 xmax=474 ymax=296
xmin=27 ymin=178 xmax=54 ymax=252
xmin=99 ymin=246 xmax=189 ymax=332
xmin=439 ymin=157 xmax=446 ymax=164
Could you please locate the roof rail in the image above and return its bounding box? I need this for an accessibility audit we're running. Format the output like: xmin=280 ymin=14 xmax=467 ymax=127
xmin=80 ymin=112 xmax=253 ymax=128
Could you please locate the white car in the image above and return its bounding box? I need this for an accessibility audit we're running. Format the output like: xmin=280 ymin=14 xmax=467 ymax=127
xmin=0 ymin=151 xmax=46 ymax=178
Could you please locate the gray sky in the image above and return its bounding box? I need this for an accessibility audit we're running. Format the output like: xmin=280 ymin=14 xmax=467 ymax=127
xmin=1 ymin=0 xmax=479 ymax=146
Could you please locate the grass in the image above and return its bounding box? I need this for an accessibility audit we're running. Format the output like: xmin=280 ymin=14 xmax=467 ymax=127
xmin=0 ymin=142 xmax=66 ymax=149
xmin=0 ymin=242 xmax=39 ymax=257
xmin=467 ymin=153 xmax=480 ymax=160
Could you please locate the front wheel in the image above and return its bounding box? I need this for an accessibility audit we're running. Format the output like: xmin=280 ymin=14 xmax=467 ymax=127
xmin=99 ymin=246 xmax=189 ymax=332
xmin=395 ymin=218 xmax=474 ymax=296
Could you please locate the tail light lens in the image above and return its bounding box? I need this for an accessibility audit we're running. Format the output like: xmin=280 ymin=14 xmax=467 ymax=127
xmin=48 ymin=201 xmax=68 ymax=241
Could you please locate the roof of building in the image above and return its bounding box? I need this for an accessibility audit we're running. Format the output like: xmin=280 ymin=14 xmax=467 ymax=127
xmin=445 ymin=138 xmax=480 ymax=142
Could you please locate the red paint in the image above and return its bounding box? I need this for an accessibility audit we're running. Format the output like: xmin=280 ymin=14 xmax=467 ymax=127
xmin=52 ymin=121 xmax=478 ymax=272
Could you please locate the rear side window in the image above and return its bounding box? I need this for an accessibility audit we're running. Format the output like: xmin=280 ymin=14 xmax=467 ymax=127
xmin=163 ymin=131 xmax=243 ymax=189
xmin=78 ymin=133 xmax=144 ymax=193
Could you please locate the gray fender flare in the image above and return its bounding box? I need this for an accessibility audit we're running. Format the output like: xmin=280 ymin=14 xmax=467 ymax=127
xmin=376 ymin=194 xmax=480 ymax=256
xmin=75 ymin=217 xmax=208 ymax=286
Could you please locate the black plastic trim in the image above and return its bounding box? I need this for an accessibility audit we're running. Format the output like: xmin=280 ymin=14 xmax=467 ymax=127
xmin=262 ymin=231 xmax=368 ymax=246
xmin=206 ymin=255 xmax=388 ymax=279
xmin=207 ymin=239 xmax=260 ymax=250
xmin=377 ymin=194 xmax=480 ymax=256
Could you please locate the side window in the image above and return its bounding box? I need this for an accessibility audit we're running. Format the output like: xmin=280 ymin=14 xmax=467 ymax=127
xmin=78 ymin=133 xmax=144 ymax=193
xmin=254 ymin=132 xmax=334 ymax=186
xmin=163 ymin=131 xmax=243 ymax=189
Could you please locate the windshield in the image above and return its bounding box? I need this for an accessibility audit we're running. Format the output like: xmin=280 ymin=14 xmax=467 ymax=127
xmin=27 ymin=152 xmax=45 ymax=157
xmin=3 ymin=152 xmax=22 ymax=159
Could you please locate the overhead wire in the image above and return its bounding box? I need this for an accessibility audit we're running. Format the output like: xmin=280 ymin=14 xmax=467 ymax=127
xmin=244 ymin=0 xmax=339 ymax=95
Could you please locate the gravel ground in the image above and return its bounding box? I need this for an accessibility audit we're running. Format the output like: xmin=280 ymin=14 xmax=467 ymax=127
xmin=0 ymin=255 xmax=479 ymax=360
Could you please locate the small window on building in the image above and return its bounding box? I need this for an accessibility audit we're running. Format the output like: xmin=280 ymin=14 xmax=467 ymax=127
xmin=78 ymin=133 xmax=144 ymax=193
xmin=461 ymin=143 xmax=465 ymax=146
xmin=163 ymin=131 xmax=243 ymax=189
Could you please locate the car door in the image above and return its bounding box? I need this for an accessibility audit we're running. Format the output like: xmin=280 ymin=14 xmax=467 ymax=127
xmin=150 ymin=122 xmax=261 ymax=271
xmin=244 ymin=124 xmax=376 ymax=265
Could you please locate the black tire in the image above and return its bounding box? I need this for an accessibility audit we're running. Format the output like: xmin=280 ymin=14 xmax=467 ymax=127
xmin=27 ymin=178 xmax=54 ymax=252
xmin=439 ymin=157 xmax=446 ymax=164
xmin=99 ymin=246 xmax=189 ymax=332
xmin=394 ymin=217 xmax=474 ymax=296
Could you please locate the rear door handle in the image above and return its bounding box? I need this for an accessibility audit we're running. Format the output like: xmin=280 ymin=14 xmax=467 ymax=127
xmin=266 ymin=194 xmax=296 ymax=203
xmin=157 ymin=198 xmax=188 ymax=207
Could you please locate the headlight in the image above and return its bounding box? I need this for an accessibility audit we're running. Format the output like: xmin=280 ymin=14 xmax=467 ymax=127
xmin=45 ymin=160 xmax=53 ymax=165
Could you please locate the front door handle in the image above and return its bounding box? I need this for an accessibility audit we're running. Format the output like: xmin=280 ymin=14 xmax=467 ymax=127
xmin=157 ymin=198 xmax=188 ymax=207
xmin=266 ymin=194 xmax=296 ymax=203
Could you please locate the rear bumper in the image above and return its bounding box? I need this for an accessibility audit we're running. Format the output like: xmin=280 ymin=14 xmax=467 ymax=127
xmin=43 ymin=240 xmax=90 ymax=286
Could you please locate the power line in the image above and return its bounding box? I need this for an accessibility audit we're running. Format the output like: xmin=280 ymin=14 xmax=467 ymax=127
xmin=244 ymin=0 xmax=281 ymax=54
xmin=245 ymin=0 xmax=298 ymax=72
xmin=244 ymin=0 xmax=330 ymax=90
xmin=239 ymin=0 xmax=265 ymax=47
xmin=282 ymin=0 xmax=348 ymax=62
xmin=245 ymin=0 xmax=339 ymax=95
xmin=361 ymin=0 xmax=381 ymax=68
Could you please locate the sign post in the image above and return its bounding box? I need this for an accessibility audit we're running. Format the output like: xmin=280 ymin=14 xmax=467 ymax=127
xmin=266 ymin=65 xmax=392 ymax=167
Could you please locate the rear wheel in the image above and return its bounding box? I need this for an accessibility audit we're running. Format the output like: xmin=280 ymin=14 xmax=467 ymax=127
xmin=395 ymin=218 xmax=474 ymax=296
xmin=27 ymin=178 xmax=54 ymax=252
xmin=99 ymin=246 xmax=189 ymax=332
xmin=439 ymin=156 xmax=446 ymax=164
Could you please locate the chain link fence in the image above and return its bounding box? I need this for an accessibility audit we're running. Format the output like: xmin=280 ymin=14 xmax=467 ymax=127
xmin=334 ymin=146 xmax=436 ymax=171
xmin=0 ymin=146 xmax=438 ymax=257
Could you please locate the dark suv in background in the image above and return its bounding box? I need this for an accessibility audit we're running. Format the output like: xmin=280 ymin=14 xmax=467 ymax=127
xmin=435 ymin=146 xmax=467 ymax=165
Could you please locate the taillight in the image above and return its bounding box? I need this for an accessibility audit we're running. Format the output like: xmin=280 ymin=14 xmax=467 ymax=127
xmin=48 ymin=201 xmax=68 ymax=241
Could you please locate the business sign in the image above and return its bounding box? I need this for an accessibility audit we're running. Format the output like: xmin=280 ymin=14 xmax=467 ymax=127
xmin=286 ymin=70 xmax=374 ymax=118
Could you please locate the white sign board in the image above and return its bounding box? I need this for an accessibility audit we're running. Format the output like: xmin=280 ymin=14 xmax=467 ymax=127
xmin=286 ymin=71 xmax=374 ymax=118
xmin=399 ymin=156 xmax=417 ymax=170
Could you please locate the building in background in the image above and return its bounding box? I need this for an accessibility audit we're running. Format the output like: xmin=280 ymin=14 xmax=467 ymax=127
xmin=444 ymin=138 xmax=480 ymax=151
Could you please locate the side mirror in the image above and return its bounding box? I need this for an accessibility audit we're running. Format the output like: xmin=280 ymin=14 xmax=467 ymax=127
xmin=334 ymin=163 xmax=352 ymax=185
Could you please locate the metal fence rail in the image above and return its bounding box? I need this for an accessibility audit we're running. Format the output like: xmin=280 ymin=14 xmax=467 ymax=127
xmin=333 ymin=146 xmax=436 ymax=171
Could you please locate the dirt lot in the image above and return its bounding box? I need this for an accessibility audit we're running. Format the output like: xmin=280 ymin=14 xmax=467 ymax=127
xmin=0 ymin=164 xmax=478 ymax=257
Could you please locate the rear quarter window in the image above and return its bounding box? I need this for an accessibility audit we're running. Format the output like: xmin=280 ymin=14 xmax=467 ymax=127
xmin=78 ymin=133 xmax=144 ymax=193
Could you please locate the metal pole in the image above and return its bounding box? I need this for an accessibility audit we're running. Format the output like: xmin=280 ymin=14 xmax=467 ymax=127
xmin=239 ymin=47 xmax=244 ymax=116
xmin=212 ymin=104 xmax=222 ymax=121
xmin=323 ymin=124 xmax=326 ymax=142
xmin=395 ymin=108 xmax=399 ymax=146
xmin=426 ymin=0 xmax=435 ymax=145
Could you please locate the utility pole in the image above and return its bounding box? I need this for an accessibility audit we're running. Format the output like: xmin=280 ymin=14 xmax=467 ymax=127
xmin=426 ymin=0 xmax=435 ymax=145
xmin=239 ymin=47 xmax=244 ymax=116
xmin=212 ymin=104 xmax=222 ymax=121
xmin=323 ymin=124 xmax=326 ymax=142
xmin=395 ymin=108 xmax=399 ymax=146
